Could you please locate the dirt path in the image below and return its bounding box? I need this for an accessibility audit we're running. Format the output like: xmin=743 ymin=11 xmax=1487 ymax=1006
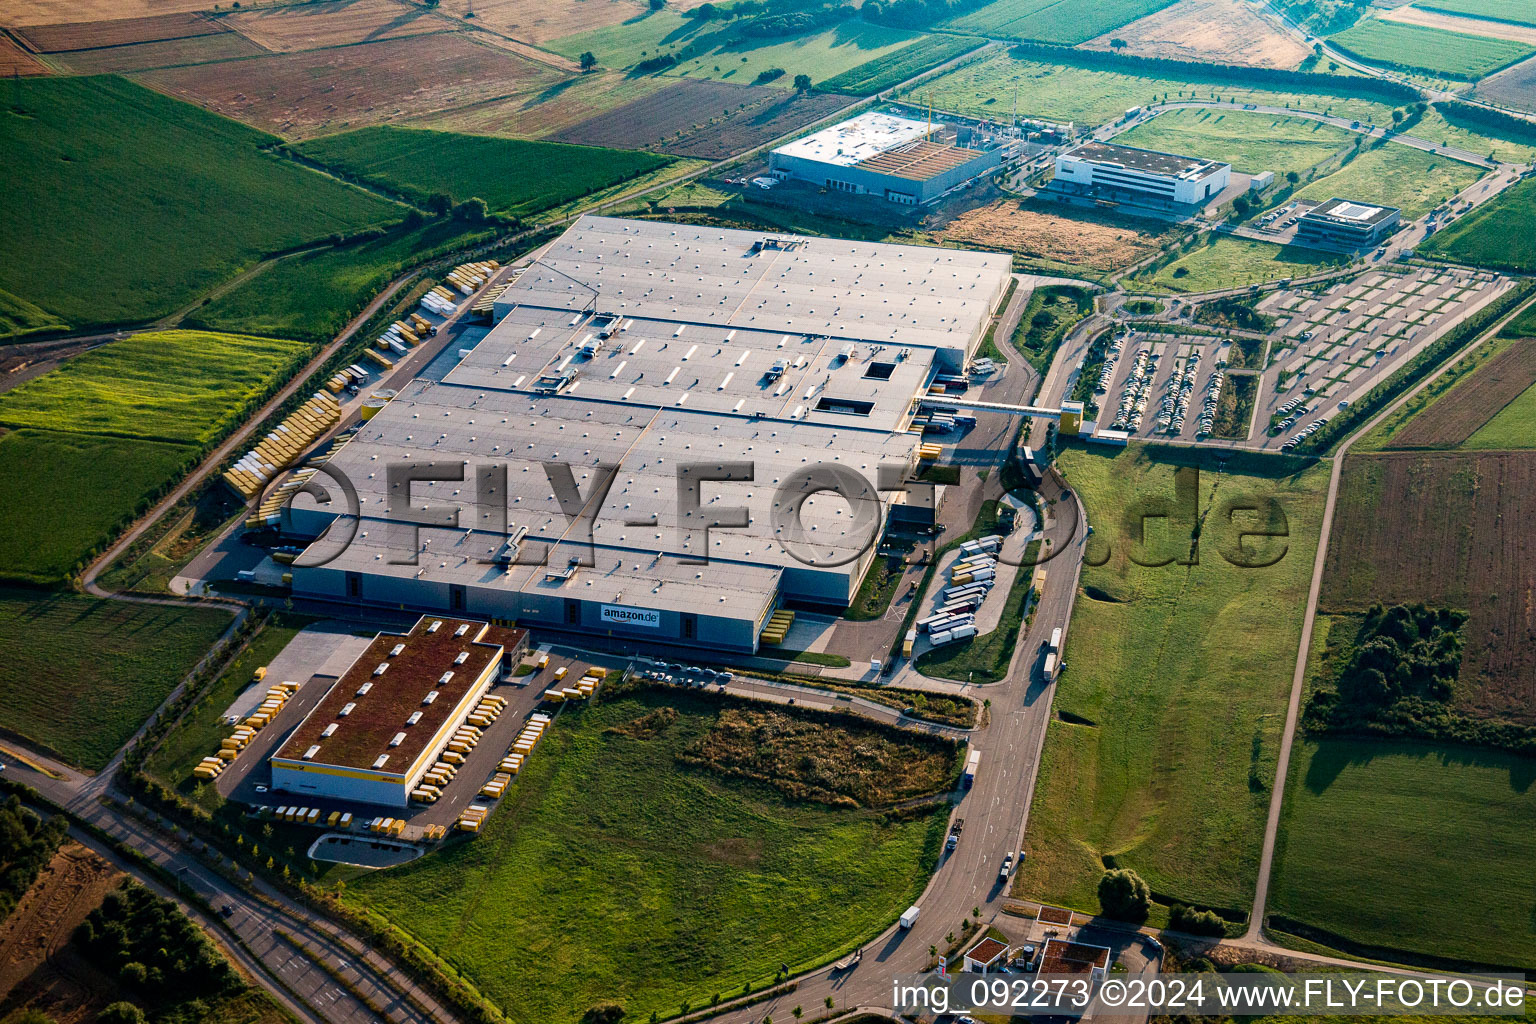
xmin=1244 ymin=287 xmax=1536 ymax=941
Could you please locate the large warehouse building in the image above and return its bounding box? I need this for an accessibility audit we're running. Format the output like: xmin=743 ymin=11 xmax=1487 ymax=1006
xmin=1052 ymin=140 xmax=1230 ymax=208
xmin=1294 ymin=197 xmax=1401 ymax=250
xmin=270 ymin=616 xmax=526 ymax=807
xmin=769 ymin=111 xmax=1012 ymax=204
xmin=289 ymin=216 xmax=1013 ymax=652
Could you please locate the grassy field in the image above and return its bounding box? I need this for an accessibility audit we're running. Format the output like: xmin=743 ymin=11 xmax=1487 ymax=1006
xmin=1418 ymin=0 xmax=1536 ymax=26
xmin=1017 ymin=444 xmax=1329 ymax=915
xmin=1136 ymin=237 xmax=1345 ymax=294
xmin=0 ymin=588 xmax=230 ymax=768
xmin=818 ymin=33 xmax=986 ymax=95
xmin=295 ymin=127 xmax=672 ymax=219
xmin=1269 ymin=738 xmax=1536 ymax=968
xmin=548 ymin=12 xmax=925 ymax=88
xmin=0 ymin=429 xmax=197 ymax=586
xmin=910 ymin=50 xmax=1399 ymax=128
xmin=1420 ymin=176 xmax=1536 ymax=272
xmin=0 ymin=330 xmax=310 ymax=446
xmin=0 ymin=287 xmax=67 ymax=340
xmin=189 ymin=221 xmax=498 ymax=342
xmin=1115 ymin=108 xmax=1356 ymax=178
xmin=1330 ymin=16 xmax=1535 ymax=80
xmin=1465 ymin=381 xmax=1536 ymax=449
xmin=345 ymin=688 xmax=946 ymax=1024
xmin=1417 ymin=104 xmax=1536 ymax=164
xmin=0 ymin=76 xmax=401 ymax=334
xmin=1012 ymin=284 xmax=1094 ymax=372
xmin=948 ymin=0 xmax=1177 ymax=44
xmin=145 ymin=616 xmax=308 ymax=811
xmin=1294 ymin=142 xmax=1485 ymax=219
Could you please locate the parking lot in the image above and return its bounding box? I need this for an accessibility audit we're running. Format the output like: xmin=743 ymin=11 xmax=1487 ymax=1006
xmin=1248 ymin=264 xmax=1512 ymax=448
xmin=1092 ymin=328 xmax=1235 ymax=442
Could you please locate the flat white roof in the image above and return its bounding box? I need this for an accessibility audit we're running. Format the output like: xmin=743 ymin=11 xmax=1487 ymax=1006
xmin=772 ymin=112 xmax=933 ymax=168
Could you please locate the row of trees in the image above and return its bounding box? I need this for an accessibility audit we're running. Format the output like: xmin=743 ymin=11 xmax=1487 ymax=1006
xmin=1097 ymin=868 xmax=1228 ymax=937
xmin=73 ymin=882 xmax=241 ymax=1003
xmin=0 ymin=796 xmax=67 ymax=924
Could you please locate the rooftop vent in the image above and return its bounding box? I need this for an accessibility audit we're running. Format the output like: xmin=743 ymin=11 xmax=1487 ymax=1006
xmin=340 ymin=702 xmax=356 ymax=717
xmin=427 ymin=620 xmax=442 ymax=633
xmin=373 ymin=754 xmax=390 ymax=769
xmin=321 ymin=724 xmax=337 ymax=738
xmin=407 ymin=711 xmax=423 ymax=726
xmin=389 ymin=732 xmax=406 ymax=748
xmin=303 ymin=745 xmax=321 ymax=761
xmin=357 ymin=681 xmax=373 ymax=696
xmin=423 ymin=691 xmax=439 ymax=705
xmin=454 ymin=651 xmax=469 ymax=665
xmin=390 ymin=643 xmax=406 ymax=657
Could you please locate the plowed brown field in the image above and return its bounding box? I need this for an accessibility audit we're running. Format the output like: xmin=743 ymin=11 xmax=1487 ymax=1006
xmin=0 ymin=841 xmax=124 ymax=1024
xmin=0 ymin=0 xmax=219 ymax=28
xmin=223 ymin=0 xmax=452 ymax=53
xmin=1391 ymin=338 xmax=1536 ymax=448
xmin=10 ymin=11 xmax=223 ymax=51
xmin=1322 ymin=450 xmax=1536 ymax=724
xmin=1081 ymin=0 xmax=1310 ymax=69
xmin=432 ymin=0 xmax=710 ymax=45
xmin=939 ymin=200 xmax=1168 ymax=271
xmin=136 ymin=32 xmax=563 ymax=139
xmin=0 ymin=32 xmax=47 ymax=74
xmin=50 ymin=31 xmax=267 ymax=73
xmin=552 ymin=78 xmax=847 ymax=159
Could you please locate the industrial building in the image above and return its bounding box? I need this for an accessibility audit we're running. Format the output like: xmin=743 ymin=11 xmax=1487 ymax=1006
xmin=1294 ymin=197 xmax=1401 ymax=250
xmin=769 ymin=111 xmax=1012 ymax=204
xmin=288 ymin=216 xmax=1013 ymax=652
xmin=1052 ymin=140 xmax=1231 ymax=207
xmin=270 ymin=616 xmax=526 ymax=807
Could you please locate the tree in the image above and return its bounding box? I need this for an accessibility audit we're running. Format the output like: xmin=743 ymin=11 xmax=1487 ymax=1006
xmin=1169 ymin=903 xmax=1227 ymax=937
xmin=792 ymin=1007 xmax=803 ymax=1020
xmin=1097 ymin=868 xmax=1151 ymax=922
xmin=1285 ymin=170 xmax=1300 ymax=184
xmin=452 ymin=197 xmax=491 ymax=222
xmin=650 ymin=0 xmax=665 ymax=8
xmin=97 ymin=1005 xmax=147 ymax=1024
xmin=580 ymin=51 xmax=597 ymax=71
xmin=1392 ymin=108 xmax=1404 ymax=124
xmin=582 ymin=1005 xmax=626 ymax=1024
xmin=793 ymin=73 xmax=812 ymax=91
xmin=1110 ymin=38 xmax=1127 ymax=50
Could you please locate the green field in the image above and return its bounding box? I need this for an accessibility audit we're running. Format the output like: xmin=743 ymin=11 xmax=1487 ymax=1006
xmin=0 ymin=588 xmax=231 ymax=768
xmin=0 ymin=429 xmax=197 ymax=585
xmin=1294 ymin=141 xmax=1485 ymax=218
xmin=295 ymin=127 xmax=672 ymax=219
xmin=0 ymin=287 xmax=66 ymax=340
xmin=1116 ymin=108 xmax=1356 ymax=178
xmin=0 ymin=76 xmax=401 ymax=334
xmin=1416 ymin=104 xmax=1536 ymax=164
xmin=346 ymin=688 xmax=945 ymax=1023
xmin=1269 ymin=738 xmax=1536 ymax=968
xmin=948 ymin=0 xmax=1176 ymax=44
xmin=1465 ymin=380 xmax=1536 ymax=449
xmin=189 ymin=221 xmax=497 ymax=343
xmin=1330 ymin=17 xmax=1535 ymax=80
xmin=1421 ymin=176 xmax=1536 ymax=272
xmin=0 ymin=330 xmax=309 ymax=446
xmin=548 ymin=12 xmax=925 ymax=87
xmin=1418 ymin=0 xmax=1536 ymax=26
xmin=1017 ymin=444 xmax=1329 ymax=915
xmin=819 ymin=33 xmax=986 ymax=94
xmin=1137 ymin=237 xmax=1345 ymax=294
xmin=911 ymin=50 xmax=1399 ymax=129
xmin=145 ymin=616 xmax=308 ymax=810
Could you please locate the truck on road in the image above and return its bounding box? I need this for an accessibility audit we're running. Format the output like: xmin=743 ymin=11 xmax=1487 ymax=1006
xmin=900 ymin=905 xmax=920 ymax=929
xmin=947 ymin=818 xmax=965 ymax=851
xmin=964 ymin=749 xmax=981 ymax=788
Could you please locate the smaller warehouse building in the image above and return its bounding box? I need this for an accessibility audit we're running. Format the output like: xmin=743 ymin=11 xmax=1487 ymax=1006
xmin=770 ymin=111 xmax=1009 ymax=204
xmin=270 ymin=616 xmax=526 ymax=808
xmin=1052 ymin=140 xmax=1230 ymax=208
xmin=1294 ymin=197 xmax=1401 ymax=250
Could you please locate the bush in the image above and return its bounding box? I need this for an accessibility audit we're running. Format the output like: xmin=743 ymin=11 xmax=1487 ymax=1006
xmin=73 ymin=882 xmax=239 ymax=1001
xmin=1169 ymin=903 xmax=1227 ymax=937
xmin=0 ymin=795 xmax=68 ymax=923
xmin=1097 ymin=868 xmax=1151 ymax=922
xmin=96 ymin=1005 xmax=146 ymax=1024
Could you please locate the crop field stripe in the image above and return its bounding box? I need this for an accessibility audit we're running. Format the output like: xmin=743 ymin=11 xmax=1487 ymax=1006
xmin=1416 ymin=0 xmax=1536 ymax=30
xmin=0 ymin=329 xmax=311 ymax=446
xmin=1388 ymin=335 xmax=1536 ymax=447
xmin=818 ymin=34 xmax=988 ymax=95
xmin=1321 ymin=450 xmax=1536 ymax=723
xmin=1270 ymin=738 xmax=1536 ymax=970
xmin=0 ymin=75 xmax=402 ymax=330
xmin=1328 ymin=17 xmax=1536 ymax=81
xmin=293 ymin=126 xmax=672 ymax=218
xmin=949 ymin=0 xmax=1180 ymax=45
